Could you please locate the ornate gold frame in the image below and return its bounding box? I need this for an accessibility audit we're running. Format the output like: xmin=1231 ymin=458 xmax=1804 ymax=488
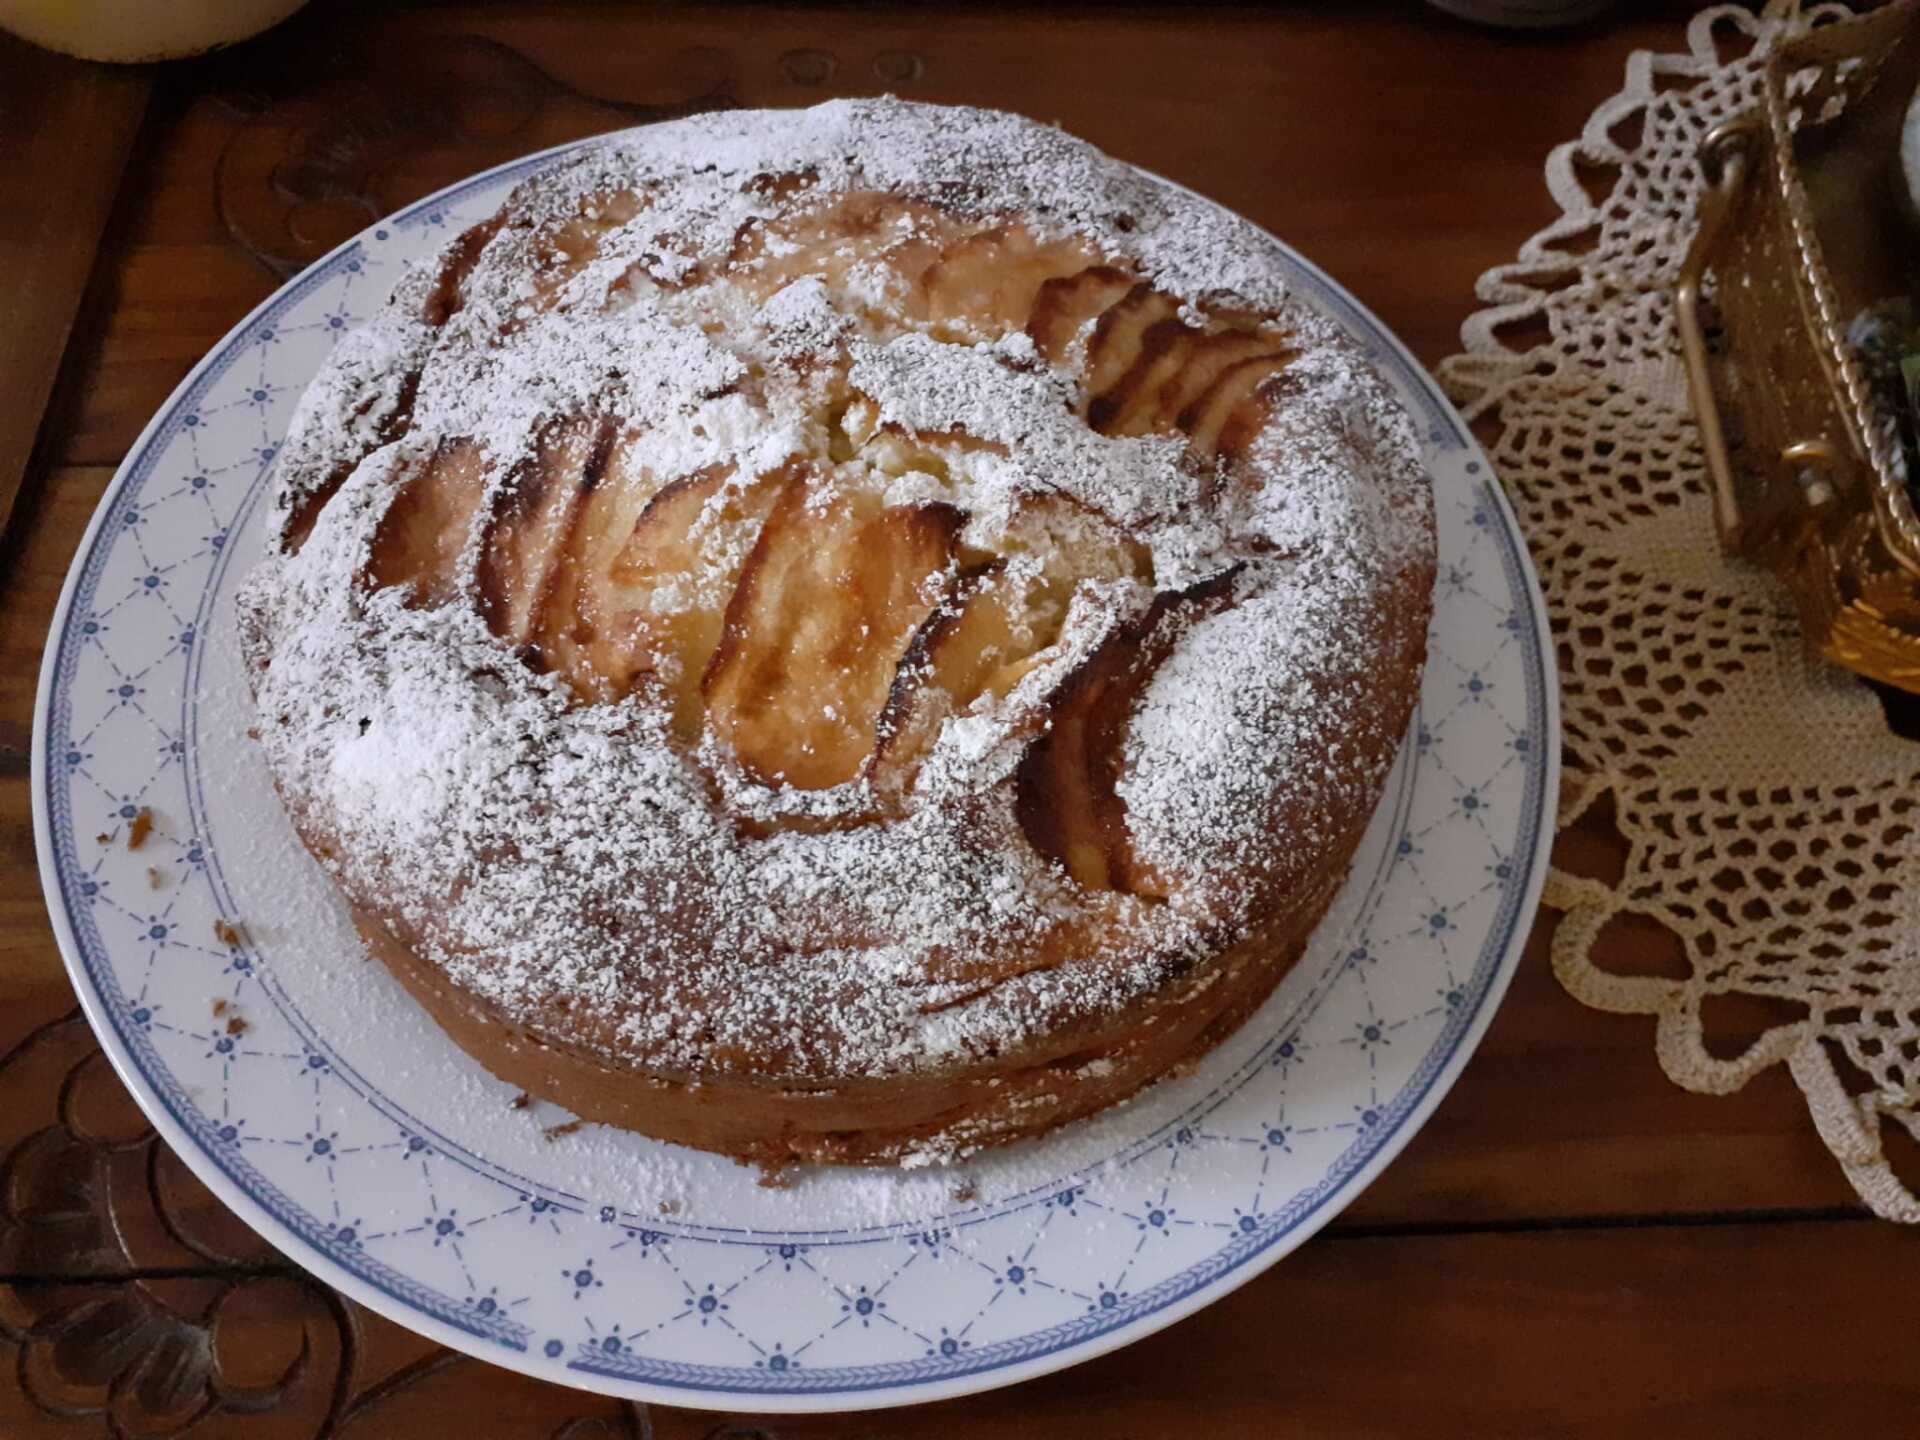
xmin=1675 ymin=0 xmax=1920 ymax=693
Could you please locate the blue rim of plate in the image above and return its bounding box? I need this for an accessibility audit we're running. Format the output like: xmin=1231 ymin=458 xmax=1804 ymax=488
xmin=33 ymin=129 xmax=1558 ymax=1411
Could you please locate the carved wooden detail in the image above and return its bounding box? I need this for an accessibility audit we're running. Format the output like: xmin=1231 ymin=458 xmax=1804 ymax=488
xmin=0 ymin=1014 xmax=673 ymax=1436
xmin=205 ymin=33 xmax=735 ymax=278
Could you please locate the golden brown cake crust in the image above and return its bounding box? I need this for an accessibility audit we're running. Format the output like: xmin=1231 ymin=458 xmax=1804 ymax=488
xmin=238 ymin=100 xmax=1435 ymax=1166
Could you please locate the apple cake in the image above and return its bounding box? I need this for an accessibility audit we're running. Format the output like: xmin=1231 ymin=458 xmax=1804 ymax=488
xmin=238 ymin=99 xmax=1436 ymax=1167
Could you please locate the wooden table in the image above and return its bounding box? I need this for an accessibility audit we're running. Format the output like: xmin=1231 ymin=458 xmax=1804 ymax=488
xmin=3 ymin=3 xmax=1912 ymax=1434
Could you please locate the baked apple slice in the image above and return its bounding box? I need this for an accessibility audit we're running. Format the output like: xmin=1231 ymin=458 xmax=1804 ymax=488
xmin=1083 ymin=307 xmax=1295 ymax=447
xmin=871 ymin=497 xmax=1156 ymax=798
xmin=1157 ymin=328 xmax=1292 ymax=427
xmin=365 ymin=438 xmax=492 ymax=607
xmin=1026 ymin=266 xmax=1137 ymax=364
xmin=604 ymin=465 xmax=781 ymax=738
xmin=1086 ymin=317 xmax=1199 ymax=435
xmin=870 ymin=562 xmax=1022 ymax=797
xmin=1082 ymin=283 xmax=1183 ymax=401
xmin=1016 ymin=569 xmax=1237 ymax=895
xmin=284 ymin=366 xmax=422 ymax=557
xmin=421 ymin=214 xmax=507 ymax=327
xmin=1111 ymin=328 xmax=1293 ymax=440
xmin=518 ymin=422 xmax=741 ymax=706
xmin=1180 ymin=353 xmax=1293 ymax=462
xmin=704 ymin=471 xmax=963 ymax=789
xmin=730 ymin=193 xmax=944 ymax=312
xmin=919 ymin=225 xmax=1097 ymax=338
xmin=492 ymin=431 xmax=786 ymax=726
xmin=476 ymin=418 xmax=602 ymax=645
xmin=525 ymin=187 xmax=648 ymax=311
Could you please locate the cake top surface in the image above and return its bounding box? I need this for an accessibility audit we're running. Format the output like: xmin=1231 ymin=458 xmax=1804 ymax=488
xmin=240 ymin=98 xmax=1434 ymax=1104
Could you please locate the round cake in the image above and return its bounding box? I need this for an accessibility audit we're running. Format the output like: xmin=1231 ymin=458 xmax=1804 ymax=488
xmin=238 ymin=99 xmax=1436 ymax=1168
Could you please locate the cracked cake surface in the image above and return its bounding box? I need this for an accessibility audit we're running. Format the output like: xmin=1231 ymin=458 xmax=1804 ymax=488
xmin=238 ymin=98 xmax=1436 ymax=1166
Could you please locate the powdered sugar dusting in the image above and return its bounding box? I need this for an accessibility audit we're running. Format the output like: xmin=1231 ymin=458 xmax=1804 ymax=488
xmin=238 ymin=99 xmax=1434 ymax=1147
xmin=1122 ymin=327 xmax=1433 ymax=892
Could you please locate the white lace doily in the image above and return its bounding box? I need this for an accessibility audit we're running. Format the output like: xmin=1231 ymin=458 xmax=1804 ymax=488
xmin=1438 ymin=2 xmax=1920 ymax=1221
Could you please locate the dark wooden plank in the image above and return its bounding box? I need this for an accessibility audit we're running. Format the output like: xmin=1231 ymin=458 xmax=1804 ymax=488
xmin=0 ymin=36 xmax=148 ymax=541
xmin=0 ymin=1272 xmax=647 ymax=1438
xmin=4 ymin=1218 xmax=1911 ymax=1437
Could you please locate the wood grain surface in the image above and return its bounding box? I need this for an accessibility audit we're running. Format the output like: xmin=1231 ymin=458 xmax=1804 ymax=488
xmin=2 ymin=3 xmax=1912 ymax=1435
xmin=0 ymin=35 xmax=147 ymax=546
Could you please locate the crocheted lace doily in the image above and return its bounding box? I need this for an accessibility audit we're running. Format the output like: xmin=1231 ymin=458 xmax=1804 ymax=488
xmin=1437 ymin=2 xmax=1920 ymax=1221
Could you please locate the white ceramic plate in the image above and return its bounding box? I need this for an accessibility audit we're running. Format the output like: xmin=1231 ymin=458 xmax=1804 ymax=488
xmin=33 ymin=132 xmax=1556 ymax=1413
